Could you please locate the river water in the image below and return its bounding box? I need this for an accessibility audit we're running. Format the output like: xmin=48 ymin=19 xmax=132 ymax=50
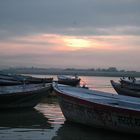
xmin=0 ymin=76 xmax=136 ymax=140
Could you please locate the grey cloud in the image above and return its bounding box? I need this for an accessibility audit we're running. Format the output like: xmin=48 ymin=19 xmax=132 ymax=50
xmin=0 ymin=0 xmax=140 ymax=38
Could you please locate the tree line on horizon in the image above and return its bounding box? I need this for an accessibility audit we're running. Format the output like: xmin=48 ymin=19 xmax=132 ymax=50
xmin=65 ymin=67 xmax=137 ymax=73
xmin=2 ymin=67 xmax=137 ymax=73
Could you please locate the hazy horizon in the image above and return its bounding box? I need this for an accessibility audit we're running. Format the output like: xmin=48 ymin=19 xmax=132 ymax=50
xmin=1 ymin=66 xmax=139 ymax=72
xmin=0 ymin=0 xmax=140 ymax=71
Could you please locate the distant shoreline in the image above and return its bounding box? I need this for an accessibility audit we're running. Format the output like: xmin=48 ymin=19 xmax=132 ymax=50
xmin=2 ymin=68 xmax=140 ymax=77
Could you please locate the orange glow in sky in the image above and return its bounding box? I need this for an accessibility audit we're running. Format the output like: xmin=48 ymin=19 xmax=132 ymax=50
xmin=0 ymin=33 xmax=138 ymax=55
xmin=0 ymin=33 xmax=140 ymax=70
xmin=63 ymin=38 xmax=92 ymax=50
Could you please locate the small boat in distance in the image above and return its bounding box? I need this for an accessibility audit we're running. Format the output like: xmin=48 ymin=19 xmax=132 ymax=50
xmin=0 ymin=83 xmax=52 ymax=109
xmin=120 ymin=77 xmax=140 ymax=91
xmin=57 ymin=75 xmax=80 ymax=86
xmin=53 ymin=83 xmax=140 ymax=134
xmin=111 ymin=80 xmax=140 ymax=97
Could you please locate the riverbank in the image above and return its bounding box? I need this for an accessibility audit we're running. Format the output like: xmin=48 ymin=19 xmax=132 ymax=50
xmin=2 ymin=68 xmax=140 ymax=77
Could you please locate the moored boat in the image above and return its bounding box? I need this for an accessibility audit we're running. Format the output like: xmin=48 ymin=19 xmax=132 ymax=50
xmin=120 ymin=77 xmax=140 ymax=91
xmin=0 ymin=72 xmax=53 ymax=86
xmin=57 ymin=75 xmax=80 ymax=86
xmin=53 ymin=83 xmax=140 ymax=134
xmin=0 ymin=83 xmax=52 ymax=109
xmin=111 ymin=80 xmax=140 ymax=97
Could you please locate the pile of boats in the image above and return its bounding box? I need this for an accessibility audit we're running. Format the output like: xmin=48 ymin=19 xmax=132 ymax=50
xmin=0 ymin=73 xmax=81 ymax=109
xmin=0 ymin=73 xmax=53 ymax=109
xmin=1 ymin=72 xmax=140 ymax=134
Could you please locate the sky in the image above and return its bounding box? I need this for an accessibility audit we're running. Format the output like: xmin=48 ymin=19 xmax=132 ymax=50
xmin=0 ymin=0 xmax=140 ymax=71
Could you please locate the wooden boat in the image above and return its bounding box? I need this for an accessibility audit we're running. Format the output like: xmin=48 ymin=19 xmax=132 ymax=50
xmin=111 ymin=80 xmax=140 ymax=97
xmin=0 ymin=73 xmax=53 ymax=86
xmin=26 ymin=77 xmax=53 ymax=84
xmin=120 ymin=77 xmax=140 ymax=91
xmin=0 ymin=72 xmax=19 ymax=80
xmin=0 ymin=83 xmax=52 ymax=109
xmin=0 ymin=79 xmax=23 ymax=86
xmin=53 ymin=83 xmax=140 ymax=134
xmin=57 ymin=75 xmax=80 ymax=86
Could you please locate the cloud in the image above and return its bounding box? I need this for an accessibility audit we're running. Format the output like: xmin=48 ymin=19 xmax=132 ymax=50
xmin=0 ymin=32 xmax=140 ymax=70
xmin=0 ymin=0 xmax=140 ymax=37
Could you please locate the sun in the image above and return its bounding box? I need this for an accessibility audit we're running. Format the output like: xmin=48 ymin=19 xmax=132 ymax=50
xmin=64 ymin=38 xmax=91 ymax=50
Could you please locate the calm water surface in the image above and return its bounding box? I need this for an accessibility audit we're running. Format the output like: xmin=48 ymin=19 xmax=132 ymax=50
xmin=0 ymin=76 xmax=135 ymax=140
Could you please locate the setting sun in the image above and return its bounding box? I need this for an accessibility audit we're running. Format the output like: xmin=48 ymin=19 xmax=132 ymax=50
xmin=64 ymin=38 xmax=91 ymax=50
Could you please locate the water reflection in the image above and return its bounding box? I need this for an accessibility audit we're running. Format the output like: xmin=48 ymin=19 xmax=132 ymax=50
xmin=53 ymin=121 xmax=135 ymax=140
xmin=0 ymin=109 xmax=52 ymax=129
xmin=80 ymin=76 xmax=119 ymax=93
xmin=0 ymin=108 xmax=55 ymax=140
xmin=36 ymin=97 xmax=65 ymax=125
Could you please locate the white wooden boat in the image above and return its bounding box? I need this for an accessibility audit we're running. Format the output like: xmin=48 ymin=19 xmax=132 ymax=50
xmin=53 ymin=83 xmax=140 ymax=134
xmin=0 ymin=83 xmax=52 ymax=109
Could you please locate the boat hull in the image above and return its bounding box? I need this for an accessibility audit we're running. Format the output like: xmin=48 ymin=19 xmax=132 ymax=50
xmin=120 ymin=78 xmax=140 ymax=91
xmin=111 ymin=80 xmax=140 ymax=97
xmin=0 ymin=79 xmax=22 ymax=86
xmin=0 ymin=84 xmax=52 ymax=109
xmin=56 ymin=91 xmax=140 ymax=134
xmin=0 ymin=73 xmax=53 ymax=86
xmin=58 ymin=79 xmax=80 ymax=86
xmin=27 ymin=77 xmax=53 ymax=84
